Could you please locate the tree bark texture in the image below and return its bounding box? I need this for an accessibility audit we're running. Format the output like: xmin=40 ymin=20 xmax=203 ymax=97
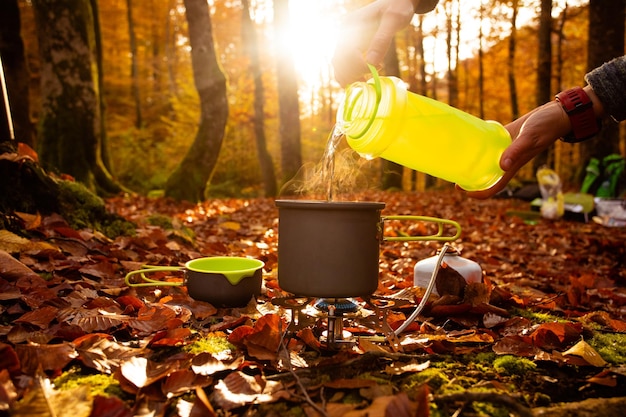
xmin=126 ymin=0 xmax=143 ymax=129
xmin=241 ymin=0 xmax=277 ymax=197
xmin=32 ymin=0 xmax=120 ymax=194
xmin=382 ymin=38 xmax=403 ymax=191
xmin=164 ymin=0 xmax=228 ymax=202
xmin=273 ymin=0 xmax=302 ymax=188
xmin=580 ymin=0 xmax=625 ymax=162
xmin=507 ymin=0 xmax=519 ymax=121
xmin=532 ymin=0 xmax=553 ymax=172
xmin=0 ymin=0 xmax=34 ymax=145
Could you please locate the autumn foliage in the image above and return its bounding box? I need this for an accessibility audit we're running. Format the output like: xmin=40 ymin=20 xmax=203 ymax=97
xmin=1 ymin=190 xmax=626 ymax=415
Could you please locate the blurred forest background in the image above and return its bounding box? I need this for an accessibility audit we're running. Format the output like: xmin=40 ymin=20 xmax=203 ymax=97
xmin=1 ymin=0 xmax=625 ymax=202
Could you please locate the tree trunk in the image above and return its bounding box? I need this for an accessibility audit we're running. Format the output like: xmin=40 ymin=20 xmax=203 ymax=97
xmin=445 ymin=0 xmax=458 ymax=108
xmin=507 ymin=0 xmax=519 ymax=120
xmin=241 ymin=0 xmax=277 ymax=197
xmin=126 ymin=0 xmax=143 ymax=128
xmin=32 ymin=0 xmax=121 ymax=195
xmin=381 ymin=38 xmax=403 ymax=190
xmin=417 ymin=16 xmax=428 ymax=96
xmin=90 ymin=0 xmax=113 ymax=173
xmin=273 ymin=0 xmax=302 ymax=188
xmin=164 ymin=0 xmax=228 ymax=202
xmin=532 ymin=0 xmax=553 ymax=172
xmin=478 ymin=3 xmax=485 ymax=119
xmin=579 ymin=0 xmax=624 ymax=164
xmin=0 ymin=0 xmax=34 ymax=145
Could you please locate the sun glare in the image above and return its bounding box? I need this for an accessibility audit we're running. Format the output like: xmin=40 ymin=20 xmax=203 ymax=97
xmin=281 ymin=1 xmax=340 ymax=90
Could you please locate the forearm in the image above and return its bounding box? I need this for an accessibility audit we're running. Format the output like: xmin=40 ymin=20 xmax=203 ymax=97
xmin=584 ymin=55 xmax=626 ymax=122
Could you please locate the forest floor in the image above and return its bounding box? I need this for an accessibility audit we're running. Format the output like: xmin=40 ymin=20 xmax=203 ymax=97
xmin=2 ymin=189 xmax=626 ymax=416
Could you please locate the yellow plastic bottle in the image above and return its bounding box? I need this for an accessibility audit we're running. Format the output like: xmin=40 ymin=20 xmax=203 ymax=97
xmin=336 ymin=69 xmax=512 ymax=191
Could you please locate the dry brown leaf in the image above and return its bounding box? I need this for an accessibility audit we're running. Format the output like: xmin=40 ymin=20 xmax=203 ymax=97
xmin=0 ymin=230 xmax=59 ymax=254
xmin=14 ymin=212 xmax=42 ymax=230
xmin=0 ymin=249 xmax=41 ymax=281
xmin=11 ymin=378 xmax=92 ymax=417
xmin=562 ymin=339 xmax=607 ymax=367
xmin=120 ymin=356 xmax=179 ymax=388
xmin=73 ymin=334 xmax=146 ymax=374
xmin=384 ymin=359 xmax=430 ymax=375
xmin=0 ymin=369 xmax=18 ymax=407
xmin=161 ymin=369 xmax=212 ymax=397
xmin=15 ymin=342 xmax=78 ymax=375
xmin=211 ymin=371 xmax=288 ymax=411
xmin=14 ymin=305 xmax=58 ymax=329
xmin=191 ymin=352 xmax=244 ymax=376
xmin=323 ymin=378 xmax=378 ymax=389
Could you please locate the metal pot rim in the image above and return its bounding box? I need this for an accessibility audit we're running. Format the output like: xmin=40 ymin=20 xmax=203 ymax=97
xmin=275 ymin=199 xmax=385 ymax=210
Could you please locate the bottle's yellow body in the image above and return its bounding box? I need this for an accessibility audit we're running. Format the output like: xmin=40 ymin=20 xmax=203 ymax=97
xmin=337 ymin=76 xmax=511 ymax=191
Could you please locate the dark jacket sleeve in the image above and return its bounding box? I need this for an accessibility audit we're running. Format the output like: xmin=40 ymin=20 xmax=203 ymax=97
xmin=585 ymin=55 xmax=626 ymax=122
xmin=415 ymin=0 xmax=439 ymax=14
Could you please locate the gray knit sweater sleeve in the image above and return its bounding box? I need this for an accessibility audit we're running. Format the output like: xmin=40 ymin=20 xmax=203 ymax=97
xmin=584 ymin=55 xmax=626 ymax=122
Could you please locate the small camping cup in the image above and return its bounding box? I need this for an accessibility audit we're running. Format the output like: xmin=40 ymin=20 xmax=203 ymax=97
xmin=125 ymin=256 xmax=265 ymax=307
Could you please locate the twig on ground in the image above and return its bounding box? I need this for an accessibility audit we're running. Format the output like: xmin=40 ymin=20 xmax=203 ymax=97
xmin=435 ymin=391 xmax=533 ymax=417
xmin=278 ymin=327 xmax=329 ymax=417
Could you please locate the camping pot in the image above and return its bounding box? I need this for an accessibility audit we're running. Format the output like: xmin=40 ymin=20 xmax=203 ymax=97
xmin=125 ymin=256 xmax=264 ymax=307
xmin=275 ymin=200 xmax=461 ymax=298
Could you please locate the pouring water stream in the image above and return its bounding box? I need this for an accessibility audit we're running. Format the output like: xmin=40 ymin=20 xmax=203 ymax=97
xmin=319 ymin=64 xmax=454 ymax=336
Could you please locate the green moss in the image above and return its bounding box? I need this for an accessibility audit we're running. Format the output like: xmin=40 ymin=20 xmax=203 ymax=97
xmin=492 ymin=355 xmax=536 ymax=376
xmin=472 ymin=401 xmax=510 ymax=417
xmin=183 ymin=333 xmax=235 ymax=355
xmin=257 ymin=403 xmax=305 ymax=416
xmin=588 ymin=333 xmax=626 ymax=364
xmin=54 ymin=370 xmax=123 ymax=398
xmin=358 ymin=372 xmax=391 ymax=386
xmin=439 ymin=376 xmax=478 ymax=394
xmin=512 ymin=308 xmax=569 ymax=324
xmin=475 ymin=352 xmax=496 ymax=364
xmin=532 ymin=392 xmax=552 ymax=407
xmin=147 ymin=214 xmax=173 ymax=229
xmin=402 ymin=368 xmax=450 ymax=396
xmin=342 ymin=390 xmax=366 ymax=405
xmin=57 ymin=180 xmax=136 ymax=238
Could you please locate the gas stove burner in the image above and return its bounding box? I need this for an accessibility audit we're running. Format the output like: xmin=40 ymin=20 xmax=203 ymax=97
xmin=271 ymin=296 xmax=317 ymax=331
xmin=271 ymin=296 xmax=313 ymax=309
xmin=313 ymin=298 xmax=359 ymax=314
xmin=271 ymin=294 xmax=417 ymax=351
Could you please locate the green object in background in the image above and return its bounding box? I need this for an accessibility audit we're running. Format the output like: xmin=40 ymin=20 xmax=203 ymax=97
xmin=564 ymin=192 xmax=595 ymax=213
xmin=581 ymin=158 xmax=601 ymax=194
xmin=581 ymin=154 xmax=625 ymax=198
xmin=597 ymin=154 xmax=625 ymax=198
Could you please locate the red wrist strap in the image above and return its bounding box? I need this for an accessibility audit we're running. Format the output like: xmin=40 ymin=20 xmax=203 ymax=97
xmin=555 ymin=87 xmax=600 ymax=143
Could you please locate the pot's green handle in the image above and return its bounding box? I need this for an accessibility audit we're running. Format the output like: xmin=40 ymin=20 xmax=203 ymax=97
xmin=383 ymin=216 xmax=461 ymax=242
xmin=125 ymin=265 xmax=185 ymax=288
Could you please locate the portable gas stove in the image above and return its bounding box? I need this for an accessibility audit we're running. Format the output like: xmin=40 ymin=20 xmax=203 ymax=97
xmin=271 ymin=295 xmax=412 ymax=350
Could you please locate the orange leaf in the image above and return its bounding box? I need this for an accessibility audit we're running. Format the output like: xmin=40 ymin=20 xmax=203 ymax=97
xmin=529 ymin=322 xmax=582 ymax=350
xmin=228 ymin=325 xmax=255 ymax=345
xmin=242 ymin=314 xmax=283 ymax=361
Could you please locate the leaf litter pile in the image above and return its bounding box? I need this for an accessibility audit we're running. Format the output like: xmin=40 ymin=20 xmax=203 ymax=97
xmin=1 ymin=190 xmax=626 ymax=416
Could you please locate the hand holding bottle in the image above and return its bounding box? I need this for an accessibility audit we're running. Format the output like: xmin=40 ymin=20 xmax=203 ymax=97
xmin=332 ymin=0 xmax=419 ymax=87
xmin=464 ymin=85 xmax=605 ymax=199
